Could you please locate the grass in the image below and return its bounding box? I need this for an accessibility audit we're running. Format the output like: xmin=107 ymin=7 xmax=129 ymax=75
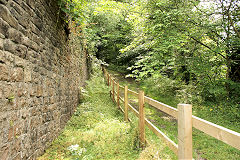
xmin=108 ymin=69 xmax=240 ymax=160
xmin=38 ymin=68 xmax=139 ymax=159
xmin=38 ymin=65 xmax=239 ymax=160
xmin=38 ymin=65 xmax=176 ymax=160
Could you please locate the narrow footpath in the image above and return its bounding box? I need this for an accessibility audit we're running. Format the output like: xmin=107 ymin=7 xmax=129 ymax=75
xmin=37 ymin=66 xmax=172 ymax=160
xmin=38 ymin=65 xmax=176 ymax=160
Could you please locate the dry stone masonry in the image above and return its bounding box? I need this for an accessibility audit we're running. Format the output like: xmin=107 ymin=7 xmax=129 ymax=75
xmin=0 ymin=0 xmax=87 ymax=159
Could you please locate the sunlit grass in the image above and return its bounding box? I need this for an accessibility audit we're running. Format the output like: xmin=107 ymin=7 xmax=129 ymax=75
xmin=108 ymin=68 xmax=240 ymax=160
xmin=38 ymin=68 xmax=140 ymax=160
xmin=38 ymin=66 xmax=239 ymax=160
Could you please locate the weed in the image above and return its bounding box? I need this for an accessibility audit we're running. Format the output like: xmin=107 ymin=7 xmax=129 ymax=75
xmin=107 ymin=68 xmax=240 ymax=160
xmin=38 ymin=64 xmax=139 ymax=160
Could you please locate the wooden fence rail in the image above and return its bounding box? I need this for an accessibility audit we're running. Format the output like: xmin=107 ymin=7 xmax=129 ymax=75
xmin=102 ymin=67 xmax=240 ymax=159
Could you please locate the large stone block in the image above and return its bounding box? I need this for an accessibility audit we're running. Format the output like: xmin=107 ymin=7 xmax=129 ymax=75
xmin=21 ymin=36 xmax=32 ymax=48
xmin=0 ymin=4 xmax=18 ymax=29
xmin=0 ymin=144 xmax=9 ymax=160
xmin=7 ymin=27 xmax=23 ymax=44
xmin=10 ymin=1 xmax=24 ymax=16
xmin=2 ymin=51 xmax=14 ymax=65
xmin=0 ymin=0 xmax=8 ymax=5
xmin=30 ymin=40 xmax=39 ymax=52
xmin=0 ymin=50 xmax=6 ymax=64
xmin=3 ymin=39 xmax=16 ymax=53
xmin=36 ymin=85 xmax=43 ymax=97
xmin=0 ymin=63 xmax=9 ymax=81
xmin=24 ymin=65 xmax=32 ymax=82
xmin=15 ymin=44 xmax=27 ymax=59
xmin=0 ymin=17 xmax=10 ymax=36
xmin=21 ymin=1 xmax=34 ymax=17
xmin=26 ymin=0 xmax=35 ymax=9
xmin=11 ymin=67 xmax=24 ymax=82
xmin=16 ymin=97 xmax=27 ymax=109
xmin=2 ymin=83 xmax=14 ymax=99
xmin=0 ymin=33 xmax=4 ymax=39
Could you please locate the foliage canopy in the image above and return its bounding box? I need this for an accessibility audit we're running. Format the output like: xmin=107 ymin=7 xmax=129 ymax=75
xmin=59 ymin=0 xmax=240 ymax=110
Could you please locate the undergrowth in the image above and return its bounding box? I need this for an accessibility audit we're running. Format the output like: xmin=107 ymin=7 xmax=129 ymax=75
xmin=38 ymin=62 xmax=181 ymax=160
xmin=38 ymin=63 xmax=240 ymax=160
xmin=38 ymin=64 xmax=140 ymax=160
xmin=108 ymin=69 xmax=240 ymax=160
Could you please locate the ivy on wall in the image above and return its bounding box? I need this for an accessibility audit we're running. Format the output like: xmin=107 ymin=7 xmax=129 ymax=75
xmin=58 ymin=0 xmax=86 ymax=22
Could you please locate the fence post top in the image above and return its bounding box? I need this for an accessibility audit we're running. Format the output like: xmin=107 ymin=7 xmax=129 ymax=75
xmin=178 ymin=104 xmax=192 ymax=107
xmin=139 ymin=90 xmax=144 ymax=94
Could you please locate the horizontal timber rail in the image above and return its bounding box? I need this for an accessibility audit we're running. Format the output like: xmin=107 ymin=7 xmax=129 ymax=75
xmin=102 ymin=67 xmax=240 ymax=159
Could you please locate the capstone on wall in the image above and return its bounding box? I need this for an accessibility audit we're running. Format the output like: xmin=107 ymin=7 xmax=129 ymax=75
xmin=0 ymin=0 xmax=86 ymax=159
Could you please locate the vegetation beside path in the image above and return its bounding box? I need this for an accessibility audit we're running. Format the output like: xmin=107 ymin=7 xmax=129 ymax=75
xmin=108 ymin=69 xmax=240 ymax=160
xmin=38 ymin=64 xmax=175 ymax=160
xmin=38 ymin=64 xmax=240 ymax=160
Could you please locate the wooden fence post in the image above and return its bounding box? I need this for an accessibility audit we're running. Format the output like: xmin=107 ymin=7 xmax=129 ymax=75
xmin=107 ymin=74 xmax=110 ymax=86
xmin=110 ymin=76 xmax=112 ymax=86
xmin=109 ymin=75 xmax=112 ymax=98
xmin=112 ymin=78 xmax=115 ymax=102
xmin=139 ymin=90 xmax=145 ymax=148
xmin=178 ymin=104 xmax=192 ymax=160
xmin=124 ymin=86 xmax=128 ymax=122
xmin=117 ymin=82 xmax=120 ymax=108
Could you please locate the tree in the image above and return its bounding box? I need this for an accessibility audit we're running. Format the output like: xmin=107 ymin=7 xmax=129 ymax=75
xmin=123 ymin=0 xmax=240 ymax=103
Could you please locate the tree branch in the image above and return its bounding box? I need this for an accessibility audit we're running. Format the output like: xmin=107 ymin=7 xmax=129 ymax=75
xmin=188 ymin=36 xmax=226 ymax=59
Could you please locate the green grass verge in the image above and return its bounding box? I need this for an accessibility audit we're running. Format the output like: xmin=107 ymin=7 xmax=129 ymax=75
xmin=38 ymin=68 xmax=140 ymax=160
xmin=38 ymin=66 xmax=177 ymax=160
xmin=108 ymin=69 xmax=240 ymax=160
xmin=38 ymin=66 xmax=239 ymax=160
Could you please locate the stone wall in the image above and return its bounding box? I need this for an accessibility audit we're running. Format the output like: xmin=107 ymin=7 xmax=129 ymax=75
xmin=0 ymin=0 xmax=86 ymax=159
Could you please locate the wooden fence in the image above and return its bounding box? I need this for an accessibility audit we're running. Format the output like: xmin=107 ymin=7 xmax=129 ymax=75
xmin=102 ymin=67 xmax=240 ymax=160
